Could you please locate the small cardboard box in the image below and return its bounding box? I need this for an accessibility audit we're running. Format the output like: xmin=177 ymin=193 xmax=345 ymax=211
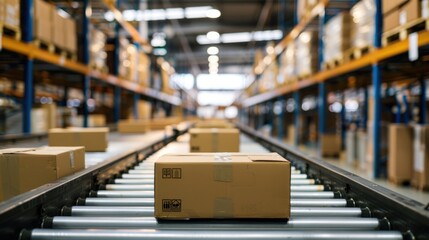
xmin=411 ymin=125 xmax=429 ymax=190
xmin=155 ymin=153 xmax=291 ymax=219
xmin=0 ymin=147 xmax=85 ymax=201
xmin=320 ymin=134 xmax=341 ymax=157
xmin=383 ymin=0 xmax=409 ymax=15
xmin=399 ymin=0 xmax=421 ymax=25
xmin=118 ymin=120 xmax=151 ymax=133
xmin=388 ymin=124 xmax=413 ymax=184
xmin=189 ymin=128 xmax=240 ymax=152
xmin=48 ymin=127 xmax=109 ymax=152
xmin=384 ymin=9 xmax=400 ymax=32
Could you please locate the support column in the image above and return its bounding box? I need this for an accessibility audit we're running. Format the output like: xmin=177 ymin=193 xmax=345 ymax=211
xmin=133 ymin=93 xmax=139 ymax=119
xmin=82 ymin=0 xmax=91 ymax=127
xmin=113 ymin=0 xmax=121 ymax=124
xmin=278 ymin=97 xmax=286 ymax=141
xmin=21 ymin=0 xmax=33 ymax=133
xmin=420 ymin=78 xmax=427 ymax=124
xmin=293 ymin=91 xmax=301 ymax=146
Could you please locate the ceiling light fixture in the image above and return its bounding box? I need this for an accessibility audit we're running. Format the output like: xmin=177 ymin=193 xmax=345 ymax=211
xmin=196 ymin=29 xmax=283 ymax=45
xmin=206 ymin=31 xmax=220 ymax=41
xmin=207 ymin=46 xmax=219 ymax=55
xmin=206 ymin=9 xmax=221 ymax=18
xmin=208 ymin=55 xmax=219 ymax=62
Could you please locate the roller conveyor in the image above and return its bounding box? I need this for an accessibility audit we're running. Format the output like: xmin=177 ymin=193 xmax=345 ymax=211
xmin=2 ymin=125 xmax=428 ymax=240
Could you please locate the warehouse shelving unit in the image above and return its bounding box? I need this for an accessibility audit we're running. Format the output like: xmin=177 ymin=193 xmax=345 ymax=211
xmin=0 ymin=0 xmax=188 ymax=135
xmin=238 ymin=0 xmax=429 ymax=178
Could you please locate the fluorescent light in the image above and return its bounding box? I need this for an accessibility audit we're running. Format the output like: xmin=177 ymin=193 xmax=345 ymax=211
xmin=209 ymin=62 xmax=219 ymax=68
xmin=196 ymin=74 xmax=247 ymax=90
xmin=123 ymin=10 xmax=137 ymax=21
xmin=197 ymin=91 xmax=236 ymax=106
xmin=185 ymin=6 xmax=212 ymax=19
xmin=208 ymin=55 xmax=219 ymax=62
xmin=206 ymin=31 xmax=220 ymax=41
xmin=171 ymin=74 xmax=194 ymax=90
xmin=166 ymin=8 xmax=184 ymax=19
xmin=207 ymin=46 xmax=219 ymax=55
xmin=151 ymin=38 xmax=166 ymax=47
xmin=206 ymin=9 xmax=221 ymax=18
xmin=196 ymin=29 xmax=283 ymax=45
xmin=105 ymin=11 xmax=115 ymax=21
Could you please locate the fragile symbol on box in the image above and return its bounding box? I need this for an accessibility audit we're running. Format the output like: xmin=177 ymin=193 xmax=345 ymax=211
xmin=162 ymin=199 xmax=181 ymax=212
xmin=162 ymin=168 xmax=181 ymax=179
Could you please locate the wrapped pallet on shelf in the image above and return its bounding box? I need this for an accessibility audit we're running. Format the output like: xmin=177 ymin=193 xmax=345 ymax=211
xmin=64 ymin=17 xmax=77 ymax=60
xmin=278 ymin=43 xmax=297 ymax=86
xmin=297 ymin=0 xmax=319 ymax=21
xmin=51 ymin=7 xmax=66 ymax=52
xmin=323 ymin=12 xmax=351 ymax=69
xmin=295 ymin=30 xmax=319 ymax=78
xmin=90 ymin=27 xmax=108 ymax=72
xmin=2 ymin=0 xmax=20 ymax=40
xmin=33 ymin=0 xmax=53 ymax=50
xmin=259 ymin=58 xmax=279 ymax=92
xmin=349 ymin=0 xmax=375 ymax=59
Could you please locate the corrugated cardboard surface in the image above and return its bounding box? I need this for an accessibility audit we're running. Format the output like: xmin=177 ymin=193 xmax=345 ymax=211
xmin=399 ymin=0 xmax=422 ymax=25
xmin=384 ymin=9 xmax=400 ymax=32
xmin=118 ymin=121 xmax=150 ymax=133
xmin=194 ymin=121 xmax=235 ymax=129
xmin=383 ymin=0 xmax=409 ymax=14
xmin=48 ymin=128 xmax=109 ymax=152
xmin=388 ymin=124 xmax=413 ymax=183
xmin=4 ymin=0 xmax=19 ymax=29
xmin=0 ymin=147 xmax=84 ymax=201
xmin=155 ymin=153 xmax=291 ymax=219
xmin=64 ymin=17 xmax=77 ymax=52
xmin=189 ymin=128 xmax=240 ymax=152
xmin=33 ymin=0 xmax=52 ymax=42
xmin=320 ymin=134 xmax=341 ymax=156
xmin=52 ymin=8 xmax=66 ymax=48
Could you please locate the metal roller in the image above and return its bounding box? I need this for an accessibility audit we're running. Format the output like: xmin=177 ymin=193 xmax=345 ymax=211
xmin=92 ymin=191 xmax=154 ymax=198
xmin=114 ymin=179 xmax=154 ymax=185
xmin=128 ymin=169 xmax=154 ymax=174
xmin=121 ymin=174 xmax=154 ymax=179
xmin=63 ymin=206 xmax=363 ymax=218
xmin=22 ymin=229 xmax=404 ymax=240
xmin=291 ymin=185 xmax=325 ymax=191
xmin=44 ymin=216 xmax=381 ymax=230
xmin=80 ymin=198 xmax=345 ymax=207
xmin=290 ymin=199 xmax=347 ymax=207
xmin=291 ymin=179 xmax=315 ymax=185
xmin=81 ymin=198 xmax=154 ymax=206
xmin=104 ymin=184 xmax=154 ymax=191
xmin=290 ymin=191 xmax=334 ymax=199
xmin=291 ymin=174 xmax=308 ymax=179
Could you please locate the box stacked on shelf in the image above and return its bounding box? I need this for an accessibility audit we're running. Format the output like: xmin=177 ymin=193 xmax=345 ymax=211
xmin=118 ymin=37 xmax=139 ymax=82
xmin=189 ymin=128 xmax=240 ymax=152
xmin=278 ymin=43 xmax=296 ymax=86
xmin=295 ymin=31 xmax=319 ymax=78
xmin=350 ymin=0 xmax=376 ymax=50
xmin=2 ymin=0 xmax=20 ymax=39
xmin=90 ymin=28 xmax=108 ymax=72
xmin=161 ymin=65 xmax=175 ymax=95
xmin=382 ymin=0 xmax=408 ymax=32
xmin=138 ymin=52 xmax=150 ymax=87
xmin=412 ymin=125 xmax=429 ymax=191
xmin=323 ymin=12 xmax=351 ymax=67
xmin=388 ymin=124 xmax=414 ymax=185
xmin=33 ymin=0 xmax=52 ymax=45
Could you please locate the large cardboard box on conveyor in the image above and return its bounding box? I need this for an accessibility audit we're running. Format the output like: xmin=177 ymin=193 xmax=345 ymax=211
xmin=189 ymin=128 xmax=240 ymax=152
xmin=48 ymin=127 xmax=109 ymax=152
xmin=412 ymin=125 xmax=429 ymax=190
xmin=0 ymin=147 xmax=85 ymax=201
xmin=388 ymin=124 xmax=414 ymax=184
xmin=118 ymin=117 xmax=183 ymax=133
xmin=194 ymin=120 xmax=235 ymax=129
xmin=155 ymin=153 xmax=291 ymax=219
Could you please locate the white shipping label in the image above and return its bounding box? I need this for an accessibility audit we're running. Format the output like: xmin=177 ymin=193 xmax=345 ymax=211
xmin=399 ymin=11 xmax=407 ymax=25
xmin=409 ymin=33 xmax=419 ymax=62
xmin=423 ymin=0 xmax=429 ymax=18
xmin=70 ymin=151 xmax=75 ymax=168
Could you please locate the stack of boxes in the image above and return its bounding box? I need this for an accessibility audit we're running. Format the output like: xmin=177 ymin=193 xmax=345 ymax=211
xmin=383 ymin=0 xmax=429 ymax=34
xmin=1 ymin=0 xmax=20 ymax=39
xmin=90 ymin=28 xmax=108 ymax=72
xmin=295 ymin=31 xmax=319 ymax=77
xmin=350 ymin=0 xmax=376 ymax=49
xmin=278 ymin=43 xmax=296 ymax=85
xmin=323 ymin=12 xmax=351 ymax=65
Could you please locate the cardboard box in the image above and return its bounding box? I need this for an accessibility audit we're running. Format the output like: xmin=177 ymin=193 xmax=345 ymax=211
xmin=195 ymin=120 xmax=235 ymax=129
xmin=52 ymin=9 xmax=66 ymax=48
xmin=48 ymin=127 xmax=109 ymax=152
xmin=189 ymin=128 xmax=240 ymax=152
xmin=399 ymin=0 xmax=421 ymax=25
xmin=320 ymin=134 xmax=341 ymax=157
xmin=31 ymin=108 xmax=48 ymax=133
xmin=33 ymin=0 xmax=52 ymax=43
xmin=64 ymin=17 xmax=77 ymax=52
xmin=43 ymin=103 xmax=57 ymax=129
xmin=384 ymin=9 xmax=401 ymax=32
xmin=0 ymin=147 xmax=85 ymax=201
xmin=388 ymin=124 xmax=413 ymax=184
xmin=411 ymin=125 xmax=429 ymax=190
xmin=118 ymin=120 xmax=150 ymax=133
xmin=4 ymin=0 xmax=20 ymax=30
xmin=383 ymin=0 xmax=409 ymax=14
xmin=155 ymin=153 xmax=291 ymax=219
